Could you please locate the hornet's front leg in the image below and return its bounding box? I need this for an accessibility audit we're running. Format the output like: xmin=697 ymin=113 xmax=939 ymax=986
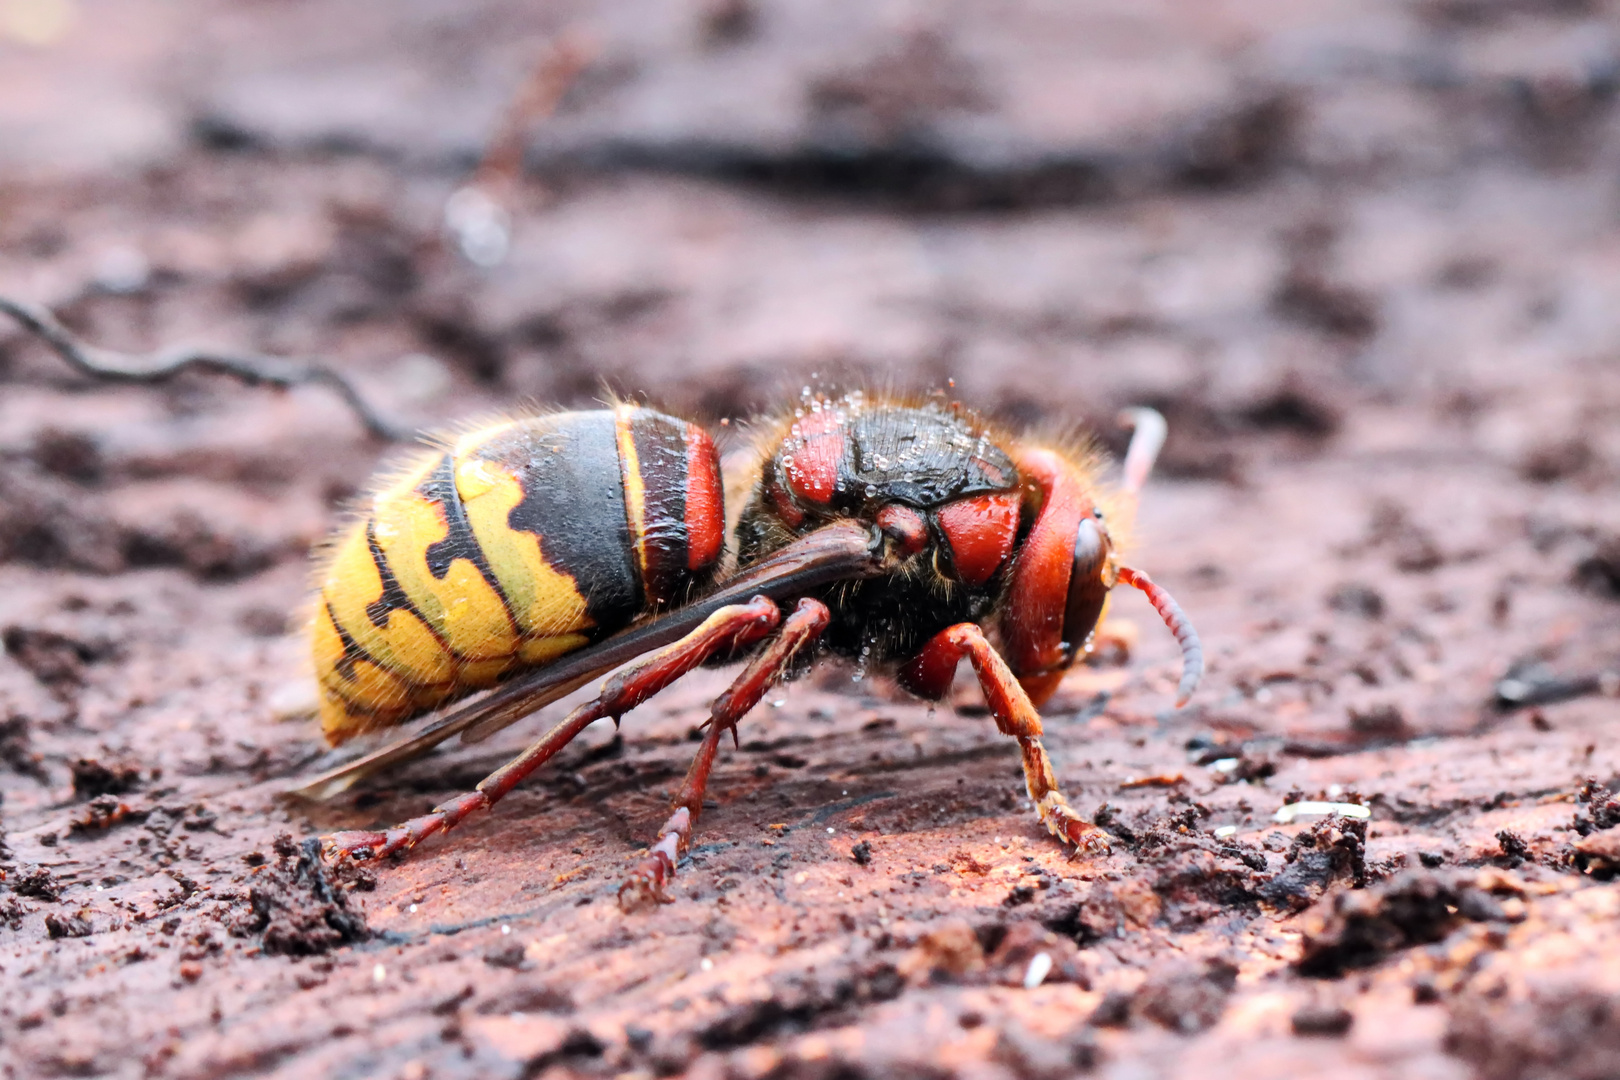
xmin=900 ymin=622 xmax=1110 ymax=855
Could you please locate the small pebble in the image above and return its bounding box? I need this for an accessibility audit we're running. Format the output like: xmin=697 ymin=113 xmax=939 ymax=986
xmin=1022 ymin=952 xmax=1053 ymax=989
xmin=1291 ymin=1004 xmax=1353 ymax=1037
xmin=1274 ymin=801 xmax=1370 ymax=824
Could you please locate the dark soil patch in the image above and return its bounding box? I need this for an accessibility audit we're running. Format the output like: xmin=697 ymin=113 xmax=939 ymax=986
xmin=230 ymin=836 xmax=369 ymax=957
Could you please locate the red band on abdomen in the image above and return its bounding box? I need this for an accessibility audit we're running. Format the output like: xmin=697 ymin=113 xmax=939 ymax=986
xmin=684 ymin=424 xmax=725 ymax=570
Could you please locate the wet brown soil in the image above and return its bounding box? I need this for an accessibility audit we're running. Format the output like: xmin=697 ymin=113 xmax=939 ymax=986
xmin=3 ymin=2 xmax=1620 ymax=1078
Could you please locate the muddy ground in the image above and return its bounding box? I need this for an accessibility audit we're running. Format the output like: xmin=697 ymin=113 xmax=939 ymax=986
xmin=3 ymin=2 xmax=1620 ymax=1078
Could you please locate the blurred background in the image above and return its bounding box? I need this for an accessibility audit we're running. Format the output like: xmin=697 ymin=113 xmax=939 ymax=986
xmin=5 ymin=0 xmax=1620 ymax=436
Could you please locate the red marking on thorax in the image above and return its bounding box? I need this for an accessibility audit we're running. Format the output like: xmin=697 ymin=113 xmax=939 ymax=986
xmin=935 ymin=492 xmax=1020 ymax=587
xmin=683 ymin=424 xmax=724 ymax=570
xmin=1000 ymin=449 xmax=1085 ymax=687
xmin=782 ymin=410 xmax=844 ymax=504
xmin=766 ymin=478 xmax=805 ymax=527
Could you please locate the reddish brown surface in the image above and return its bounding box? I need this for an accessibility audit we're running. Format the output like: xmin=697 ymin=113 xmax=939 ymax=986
xmin=4 ymin=3 xmax=1620 ymax=1078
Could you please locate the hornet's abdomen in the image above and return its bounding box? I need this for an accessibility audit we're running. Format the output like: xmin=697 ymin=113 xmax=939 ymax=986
xmin=313 ymin=407 xmax=724 ymax=743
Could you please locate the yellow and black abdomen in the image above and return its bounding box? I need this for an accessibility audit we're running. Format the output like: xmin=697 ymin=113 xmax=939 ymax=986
xmin=312 ymin=406 xmax=725 ymax=743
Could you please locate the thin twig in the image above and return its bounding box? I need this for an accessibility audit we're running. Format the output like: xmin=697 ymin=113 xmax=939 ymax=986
xmin=473 ymin=30 xmax=597 ymax=195
xmin=444 ymin=31 xmax=596 ymax=267
xmin=0 ymin=294 xmax=409 ymax=441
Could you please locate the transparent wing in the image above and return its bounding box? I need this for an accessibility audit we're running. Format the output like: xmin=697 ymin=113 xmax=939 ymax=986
xmin=285 ymin=520 xmax=884 ymax=800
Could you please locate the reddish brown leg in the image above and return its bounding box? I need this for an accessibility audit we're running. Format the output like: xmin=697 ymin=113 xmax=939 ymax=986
xmin=619 ymin=598 xmax=830 ymax=910
xmin=322 ymin=595 xmax=784 ymax=862
xmin=900 ymin=622 xmax=1110 ymax=855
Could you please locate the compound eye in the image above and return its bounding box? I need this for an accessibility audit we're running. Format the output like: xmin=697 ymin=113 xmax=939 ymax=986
xmin=1062 ymin=517 xmax=1111 ymax=663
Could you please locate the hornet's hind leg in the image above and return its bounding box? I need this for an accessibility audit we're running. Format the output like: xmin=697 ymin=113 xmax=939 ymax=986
xmin=322 ymin=596 xmax=784 ymax=862
xmin=899 ymin=623 xmax=1111 ymax=855
xmin=619 ymin=598 xmax=830 ymax=911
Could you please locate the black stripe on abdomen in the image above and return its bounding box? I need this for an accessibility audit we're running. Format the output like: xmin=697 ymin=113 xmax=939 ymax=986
xmin=501 ymin=412 xmax=642 ymax=629
xmin=628 ymin=410 xmax=691 ymax=606
xmin=363 ymin=522 xmax=437 ymax=639
xmin=416 ymin=451 xmax=521 ymax=644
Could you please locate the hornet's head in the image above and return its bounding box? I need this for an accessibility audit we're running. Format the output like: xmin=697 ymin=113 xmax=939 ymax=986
xmin=736 ymin=394 xmax=1202 ymax=708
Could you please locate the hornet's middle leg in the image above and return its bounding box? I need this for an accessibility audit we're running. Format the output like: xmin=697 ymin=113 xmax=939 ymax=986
xmin=619 ymin=597 xmax=831 ymax=910
xmin=900 ymin=622 xmax=1110 ymax=854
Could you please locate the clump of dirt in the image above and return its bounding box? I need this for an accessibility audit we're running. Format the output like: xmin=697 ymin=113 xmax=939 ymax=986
xmin=1572 ymin=829 xmax=1620 ymax=876
xmin=1327 ymin=582 xmax=1386 ymax=619
xmin=1292 ymin=1003 xmax=1355 ymax=1037
xmin=230 ymin=835 xmax=369 ymax=956
xmin=0 ymin=473 xmax=125 ymax=574
xmin=482 ymin=939 xmax=529 ymax=970
xmin=1238 ymin=381 xmax=1343 ymax=439
xmin=1125 ymin=373 xmax=1344 ymax=485
xmin=1261 ymin=814 xmax=1368 ymax=912
xmin=524 ymin=1028 xmax=609 ymax=1076
xmin=1 ymin=625 xmax=118 ymax=690
xmin=888 ymin=916 xmax=1090 ymax=995
xmin=1447 ymin=985 xmax=1620 ymax=1080
xmin=473 ymin=982 xmax=575 ymax=1016
xmin=1348 ymin=500 xmax=1445 ymax=574
xmin=1572 ymin=537 xmax=1620 ymax=598
xmin=68 ymin=795 xmax=144 ymax=834
xmin=897 ymin=919 xmax=985 ymax=984
xmin=0 ymin=470 xmax=288 ymax=581
xmin=807 ymin=28 xmax=990 ymax=145
xmin=1271 ymin=245 xmax=1381 ymax=342
xmin=1496 ymin=829 xmax=1532 ymax=864
xmin=10 ymin=864 xmax=63 ymax=901
xmin=1086 ymin=801 xmax=1273 ymax=926
xmin=69 ymin=757 xmax=143 ymax=799
xmin=0 ymin=713 xmax=46 ymax=782
xmin=44 ymin=909 xmax=93 ymax=939
xmin=1089 ymin=958 xmax=1239 ymax=1034
xmin=1520 ymin=437 xmax=1598 ymax=485
xmin=122 ymin=509 xmax=283 ymax=581
xmin=696 ymin=959 xmax=904 ymax=1051
xmin=1296 ymin=870 xmax=1521 ymax=978
xmin=1347 ymin=703 xmax=1413 ymax=745
xmin=982 ymin=920 xmax=1087 ymax=988
xmin=1573 ymin=780 xmax=1620 ymax=836
xmin=992 ymin=1019 xmax=1100 ymax=1078
xmin=30 ymin=428 xmax=105 ymax=484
